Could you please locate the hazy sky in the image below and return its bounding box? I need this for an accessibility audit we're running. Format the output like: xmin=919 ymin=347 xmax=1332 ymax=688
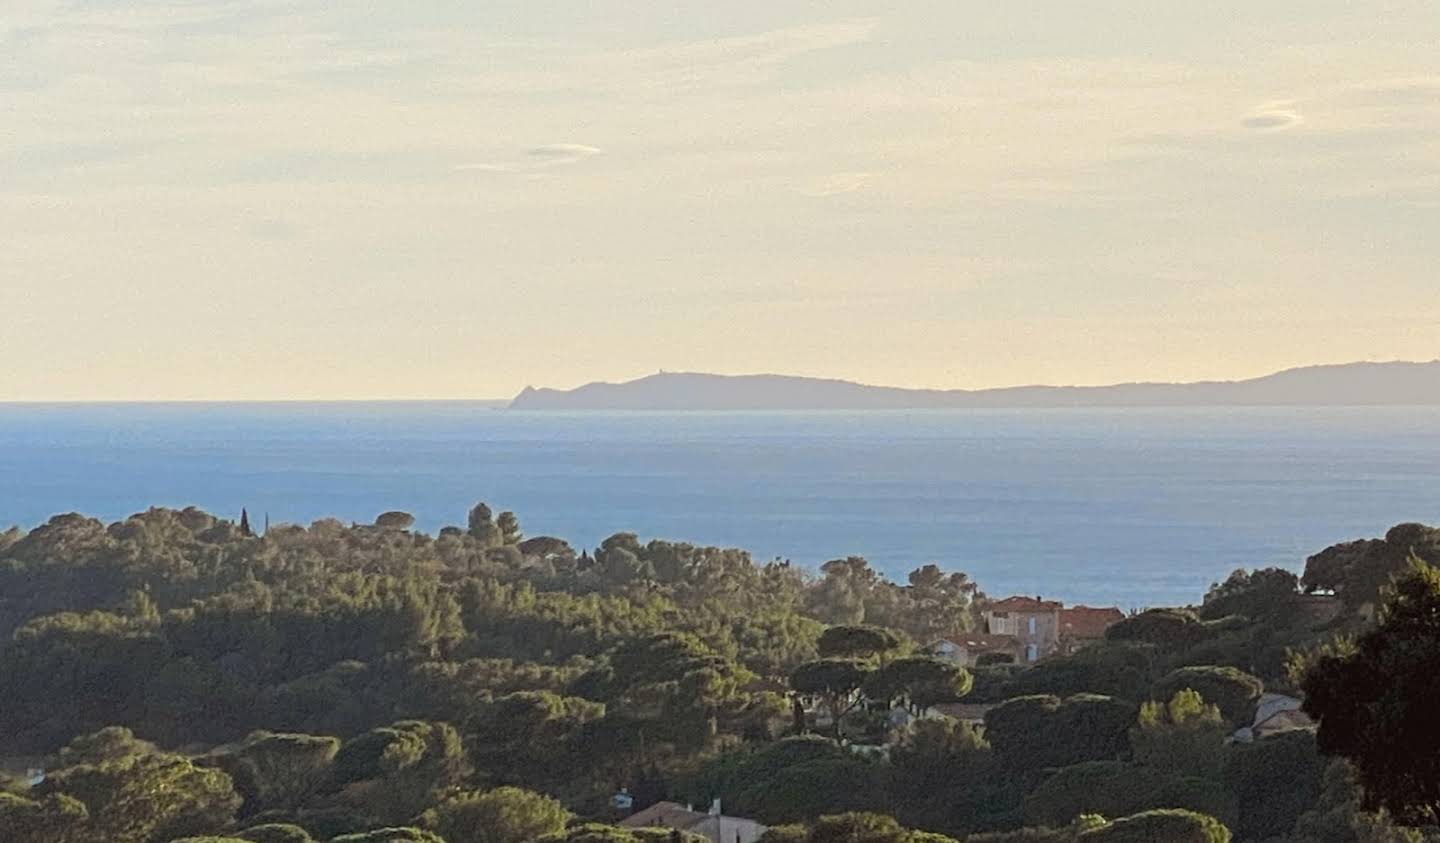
xmin=4 ymin=1 xmax=1439 ymax=400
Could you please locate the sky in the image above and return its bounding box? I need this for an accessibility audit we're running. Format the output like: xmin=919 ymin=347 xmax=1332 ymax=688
xmin=3 ymin=1 xmax=1439 ymax=400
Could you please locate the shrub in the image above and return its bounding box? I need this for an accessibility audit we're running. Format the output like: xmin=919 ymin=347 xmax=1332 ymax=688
xmin=1079 ymin=809 xmax=1230 ymax=843
xmin=1150 ymin=667 xmax=1263 ymax=727
xmin=237 ymin=825 xmax=316 ymax=843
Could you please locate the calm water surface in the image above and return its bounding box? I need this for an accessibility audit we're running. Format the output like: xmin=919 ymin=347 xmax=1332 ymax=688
xmin=1 ymin=403 xmax=1437 ymax=607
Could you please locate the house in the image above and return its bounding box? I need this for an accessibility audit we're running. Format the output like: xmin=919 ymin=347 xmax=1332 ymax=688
xmin=621 ymin=801 xmax=768 ymax=843
xmin=1231 ymin=693 xmax=1316 ymax=743
xmin=925 ymin=634 xmax=1021 ymax=667
xmin=983 ymin=596 xmax=1063 ymax=662
xmin=927 ymin=638 xmax=966 ymax=663
xmin=981 ymin=596 xmax=1124 ymax=662
xmin=1057 ymin=605 xmax=1125 ymax=654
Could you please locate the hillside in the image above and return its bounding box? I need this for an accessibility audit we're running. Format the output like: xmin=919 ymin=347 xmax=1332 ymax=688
xmin=509 ymin=360 xmax=1440 ymax=410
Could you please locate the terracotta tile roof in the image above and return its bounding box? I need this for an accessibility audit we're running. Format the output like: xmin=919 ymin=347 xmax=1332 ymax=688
xmin=960 ymin=633 xmax=1018 ymax=650
xmin=987 ymin=596 xmax=1063 ymax=612
xmin=927 ymin=635 xmax=1017 ymax=652
xmin=1059 ymin=606 xmax=1125 ymax=639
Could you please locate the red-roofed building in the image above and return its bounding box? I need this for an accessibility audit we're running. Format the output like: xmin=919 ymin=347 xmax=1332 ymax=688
xmin=1058 ymin=605 xmax=1125 ymax=653
xmin=987 ymin=596 xmax=1064 ymax=613
xmin=982 ymin=596 xmax=1122 ymax=662
xmin=926 ymin=634 xmax=1021 ymax=666
xmin=984 ymin=596 xmax=1061 ymax=663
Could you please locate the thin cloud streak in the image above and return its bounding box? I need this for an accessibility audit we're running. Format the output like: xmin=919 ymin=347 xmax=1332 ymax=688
xmin=454 ymin=143 xmax=604 ymax=174
xmin=1242 ymin=109 xmax=1304 ymax=131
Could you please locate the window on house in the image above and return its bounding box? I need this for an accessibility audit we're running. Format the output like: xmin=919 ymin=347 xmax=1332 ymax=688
xmin=1026 ymin=643 xmax=1039 ymax=662
xmin=1027 ymin=616 xmax=1037 ymax=635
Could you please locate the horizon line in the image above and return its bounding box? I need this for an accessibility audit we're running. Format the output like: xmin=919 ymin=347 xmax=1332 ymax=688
xmin=0 ymin=398 xmax=516 ymax=406
xmin=3 ymin=357 xmax=1436 ymax=405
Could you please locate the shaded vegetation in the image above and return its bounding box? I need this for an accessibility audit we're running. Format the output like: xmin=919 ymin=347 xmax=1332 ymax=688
xmin=0 ymin=505 xmax=1434 ymax=842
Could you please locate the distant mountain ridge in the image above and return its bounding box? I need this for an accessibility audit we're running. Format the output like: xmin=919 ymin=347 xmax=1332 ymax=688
xmin=508 ymin=361 xmax=1440 ymax=410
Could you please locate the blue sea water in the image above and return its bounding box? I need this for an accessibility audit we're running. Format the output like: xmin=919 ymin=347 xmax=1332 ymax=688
xmin=0 ymin=403 xmax=1437 ymax=608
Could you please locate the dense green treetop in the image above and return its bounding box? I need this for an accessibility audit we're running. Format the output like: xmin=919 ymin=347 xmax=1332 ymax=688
xmin=1130 ymin=690 xmax=1228 ymax=780
xmin=0 ymin=506 xmax=1434 ymax=843
xmin=420 ymin=786 xmax=571 ymax=843
xmin=1303 ymin=525 xmax=1440 ymax=610
xmin=234 ymin=825 xmax=317 ymax=843
xmin=1078 ymin=809 xmax=1231 ymax=843
xmin=1301 ymin=561 xmax=1440 ymax=826
xmin=1151 ymin=666 xmax=1264 ymax=728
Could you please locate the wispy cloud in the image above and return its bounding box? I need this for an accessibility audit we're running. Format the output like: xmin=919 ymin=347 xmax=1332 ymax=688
xmin=528 ymin=144 xmax=604 ymax=163
xmin=613 ymin=18 xmax=878 ymax=92
xmin=1340 ymin=76 xmax=1440 ymax=107
xmin=454 ymin=143 xmax=604 ymax=175
xmin=799 ymin=171 xmax=875 ymax=197
xmin=452 ymin=163 xmax=515 ymax=174
xmin=1242 ymin=107 xmax=1303 ymax=131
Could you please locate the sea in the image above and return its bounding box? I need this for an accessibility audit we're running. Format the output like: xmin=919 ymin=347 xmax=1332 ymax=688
xmin=1 ymin=403 xmax=1437 ymax=608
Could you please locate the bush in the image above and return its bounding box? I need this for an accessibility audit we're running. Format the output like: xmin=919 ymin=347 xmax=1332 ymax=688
xmin=1223 ymin=729 xmax=1323 ymax=841
xmin=538 ymin=824 xmax=706 ymax=843
xmin=986 ymin=695 xmax=1136 ymax=772
xmin=237 ymin=825 xmax=316 ymax=843
xmin=1106 ymin=610 xmax=1206 ymax=650
xmin=1005 ymin=646 xmax=1155 ymax=702
xmin=966 ymin=665 xmax=1027 ymax=704
xmin=420 ymin=787 xmax=570 ymax=843
xmin=808 ymin=812 xmax=909 ymax=843
xmin=738 ymin=757 xmax=881 ymax=823
xmin=964 ymin=827 xmax=1080 ymax=843
xmin=1023 ymin=762 xmax=1234 ymax=829
xmin=1150 ymin=666 xmax=1263 ymax=727
xmin=758 ymin=826 xmax=807 ymax=843
xmin=684 ymin=736 xmax=880 ymax=823
xmin=1079 ymin=809 xmax=1230 ymax=843
xmin=331 ymin=830 xmax=447 ymax=843
xmin=629 ymin=829 xmax=709 ymax=843
xmin=1024 ymin=761 xmax=1138 ymax=826
xmin=0 ymin=792 xmax=88 ymax=843
xmin=210 ymin=731 xmax=339 ymax=815
xmin=765 ymin=813 xmax=959 ymax=843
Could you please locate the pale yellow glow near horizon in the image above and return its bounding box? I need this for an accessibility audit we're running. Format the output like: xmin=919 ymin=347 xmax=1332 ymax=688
xmin=3 ymin=2 xmax=1439 ymax=401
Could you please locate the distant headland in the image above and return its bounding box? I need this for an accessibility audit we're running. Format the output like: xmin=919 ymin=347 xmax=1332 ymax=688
xmin=509 ymin=360 xmax=1440 ymax=410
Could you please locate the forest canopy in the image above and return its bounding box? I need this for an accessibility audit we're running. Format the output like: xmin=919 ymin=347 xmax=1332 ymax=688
xmin=0 ymin=504 xmax=1435 ymax=843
